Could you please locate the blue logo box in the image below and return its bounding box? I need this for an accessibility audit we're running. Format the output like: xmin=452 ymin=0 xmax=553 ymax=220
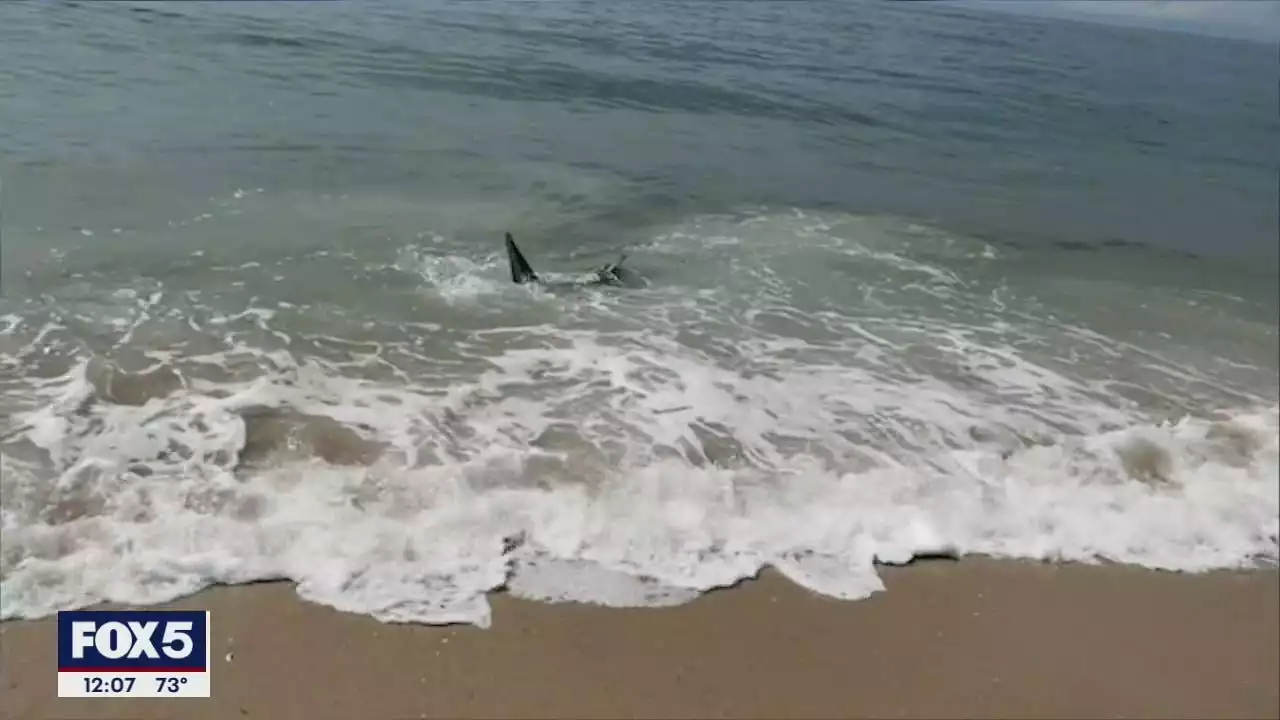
xmin=57 ymin=610 xmax=210 ymax=673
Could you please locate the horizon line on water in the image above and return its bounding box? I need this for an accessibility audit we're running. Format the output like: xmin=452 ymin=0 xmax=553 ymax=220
xmin=959 ymin=0 xmax=1280 ymax=44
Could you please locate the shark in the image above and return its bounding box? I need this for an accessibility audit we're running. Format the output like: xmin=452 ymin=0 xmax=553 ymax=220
xmin=504 ymin=232 xmax=645 ymax=288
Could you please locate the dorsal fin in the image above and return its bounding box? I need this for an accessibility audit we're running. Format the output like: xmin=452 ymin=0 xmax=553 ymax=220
xmin=505 ymin=232 xmax=538 ymax=284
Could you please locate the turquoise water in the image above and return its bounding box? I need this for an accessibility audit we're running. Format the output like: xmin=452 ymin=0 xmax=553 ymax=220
xmin=1 ymin=0 xmax=1276 ymax=626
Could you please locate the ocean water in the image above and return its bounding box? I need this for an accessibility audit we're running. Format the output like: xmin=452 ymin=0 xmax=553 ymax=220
xmin=1 ymin=0 xmax=1276 ymax=627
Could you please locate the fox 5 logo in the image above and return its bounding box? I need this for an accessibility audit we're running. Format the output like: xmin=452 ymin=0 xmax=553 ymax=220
xmin=58 ymin=610 xmax=209 ymax=671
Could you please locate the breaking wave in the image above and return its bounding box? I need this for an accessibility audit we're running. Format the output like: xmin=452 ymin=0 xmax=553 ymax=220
xmin=2 ymin=209 xmax=1276 ymax=627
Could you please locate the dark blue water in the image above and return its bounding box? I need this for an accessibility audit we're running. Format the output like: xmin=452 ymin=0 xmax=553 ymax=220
xmin=2 ymin=0 xmax=1276 ymax=261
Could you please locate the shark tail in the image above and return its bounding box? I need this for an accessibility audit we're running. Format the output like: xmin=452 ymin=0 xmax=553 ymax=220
xmin=505 ymin=232 xmax=538 ymax=284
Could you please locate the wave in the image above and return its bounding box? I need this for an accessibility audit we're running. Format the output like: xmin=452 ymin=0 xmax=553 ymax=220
xmin=1 ymin=209 xmax=1275 ymax=627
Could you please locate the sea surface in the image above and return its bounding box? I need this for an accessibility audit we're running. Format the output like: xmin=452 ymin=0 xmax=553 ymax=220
xmin=1 ymin=0 xmax=1276 ymax=626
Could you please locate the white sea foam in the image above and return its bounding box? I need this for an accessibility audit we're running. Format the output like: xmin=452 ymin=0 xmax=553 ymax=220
xmin=394 ymin=246 xmax=507 ymax=304
xmin=1 ymin=210 xmax=1276 ymax=627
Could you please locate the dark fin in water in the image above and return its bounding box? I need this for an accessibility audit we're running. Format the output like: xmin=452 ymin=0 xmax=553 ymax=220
xmin=595 ymin=253 xmax=628 ymax=284
xmin=600 ymin=252 xmax=647 ymax=287
xmin=505 ymin=232 xmax=538 ymax=284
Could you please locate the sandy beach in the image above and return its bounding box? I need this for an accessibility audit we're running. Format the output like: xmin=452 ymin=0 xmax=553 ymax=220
xmin=2 ymin=559 xmax=1276 ymax=720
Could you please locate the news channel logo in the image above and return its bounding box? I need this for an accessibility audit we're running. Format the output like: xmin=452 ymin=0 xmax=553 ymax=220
xmin=57 ymin=610 xmax=212 ymax=699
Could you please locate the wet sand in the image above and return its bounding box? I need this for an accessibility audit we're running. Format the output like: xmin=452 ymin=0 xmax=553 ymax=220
xmin=2 ymin=559 xmax=1277 ymax=720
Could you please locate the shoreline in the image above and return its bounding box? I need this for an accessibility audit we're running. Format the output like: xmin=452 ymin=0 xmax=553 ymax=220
xmin=2 ymin=558 xmax=1277 ymax=720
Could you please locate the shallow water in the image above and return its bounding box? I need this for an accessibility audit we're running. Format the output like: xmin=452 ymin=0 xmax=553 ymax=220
xmin=1 ymin=0 xmax=1276 ymax=626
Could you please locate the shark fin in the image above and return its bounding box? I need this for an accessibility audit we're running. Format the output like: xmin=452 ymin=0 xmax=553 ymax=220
xmin=505 ymin=232 xmax=538 ymax=284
